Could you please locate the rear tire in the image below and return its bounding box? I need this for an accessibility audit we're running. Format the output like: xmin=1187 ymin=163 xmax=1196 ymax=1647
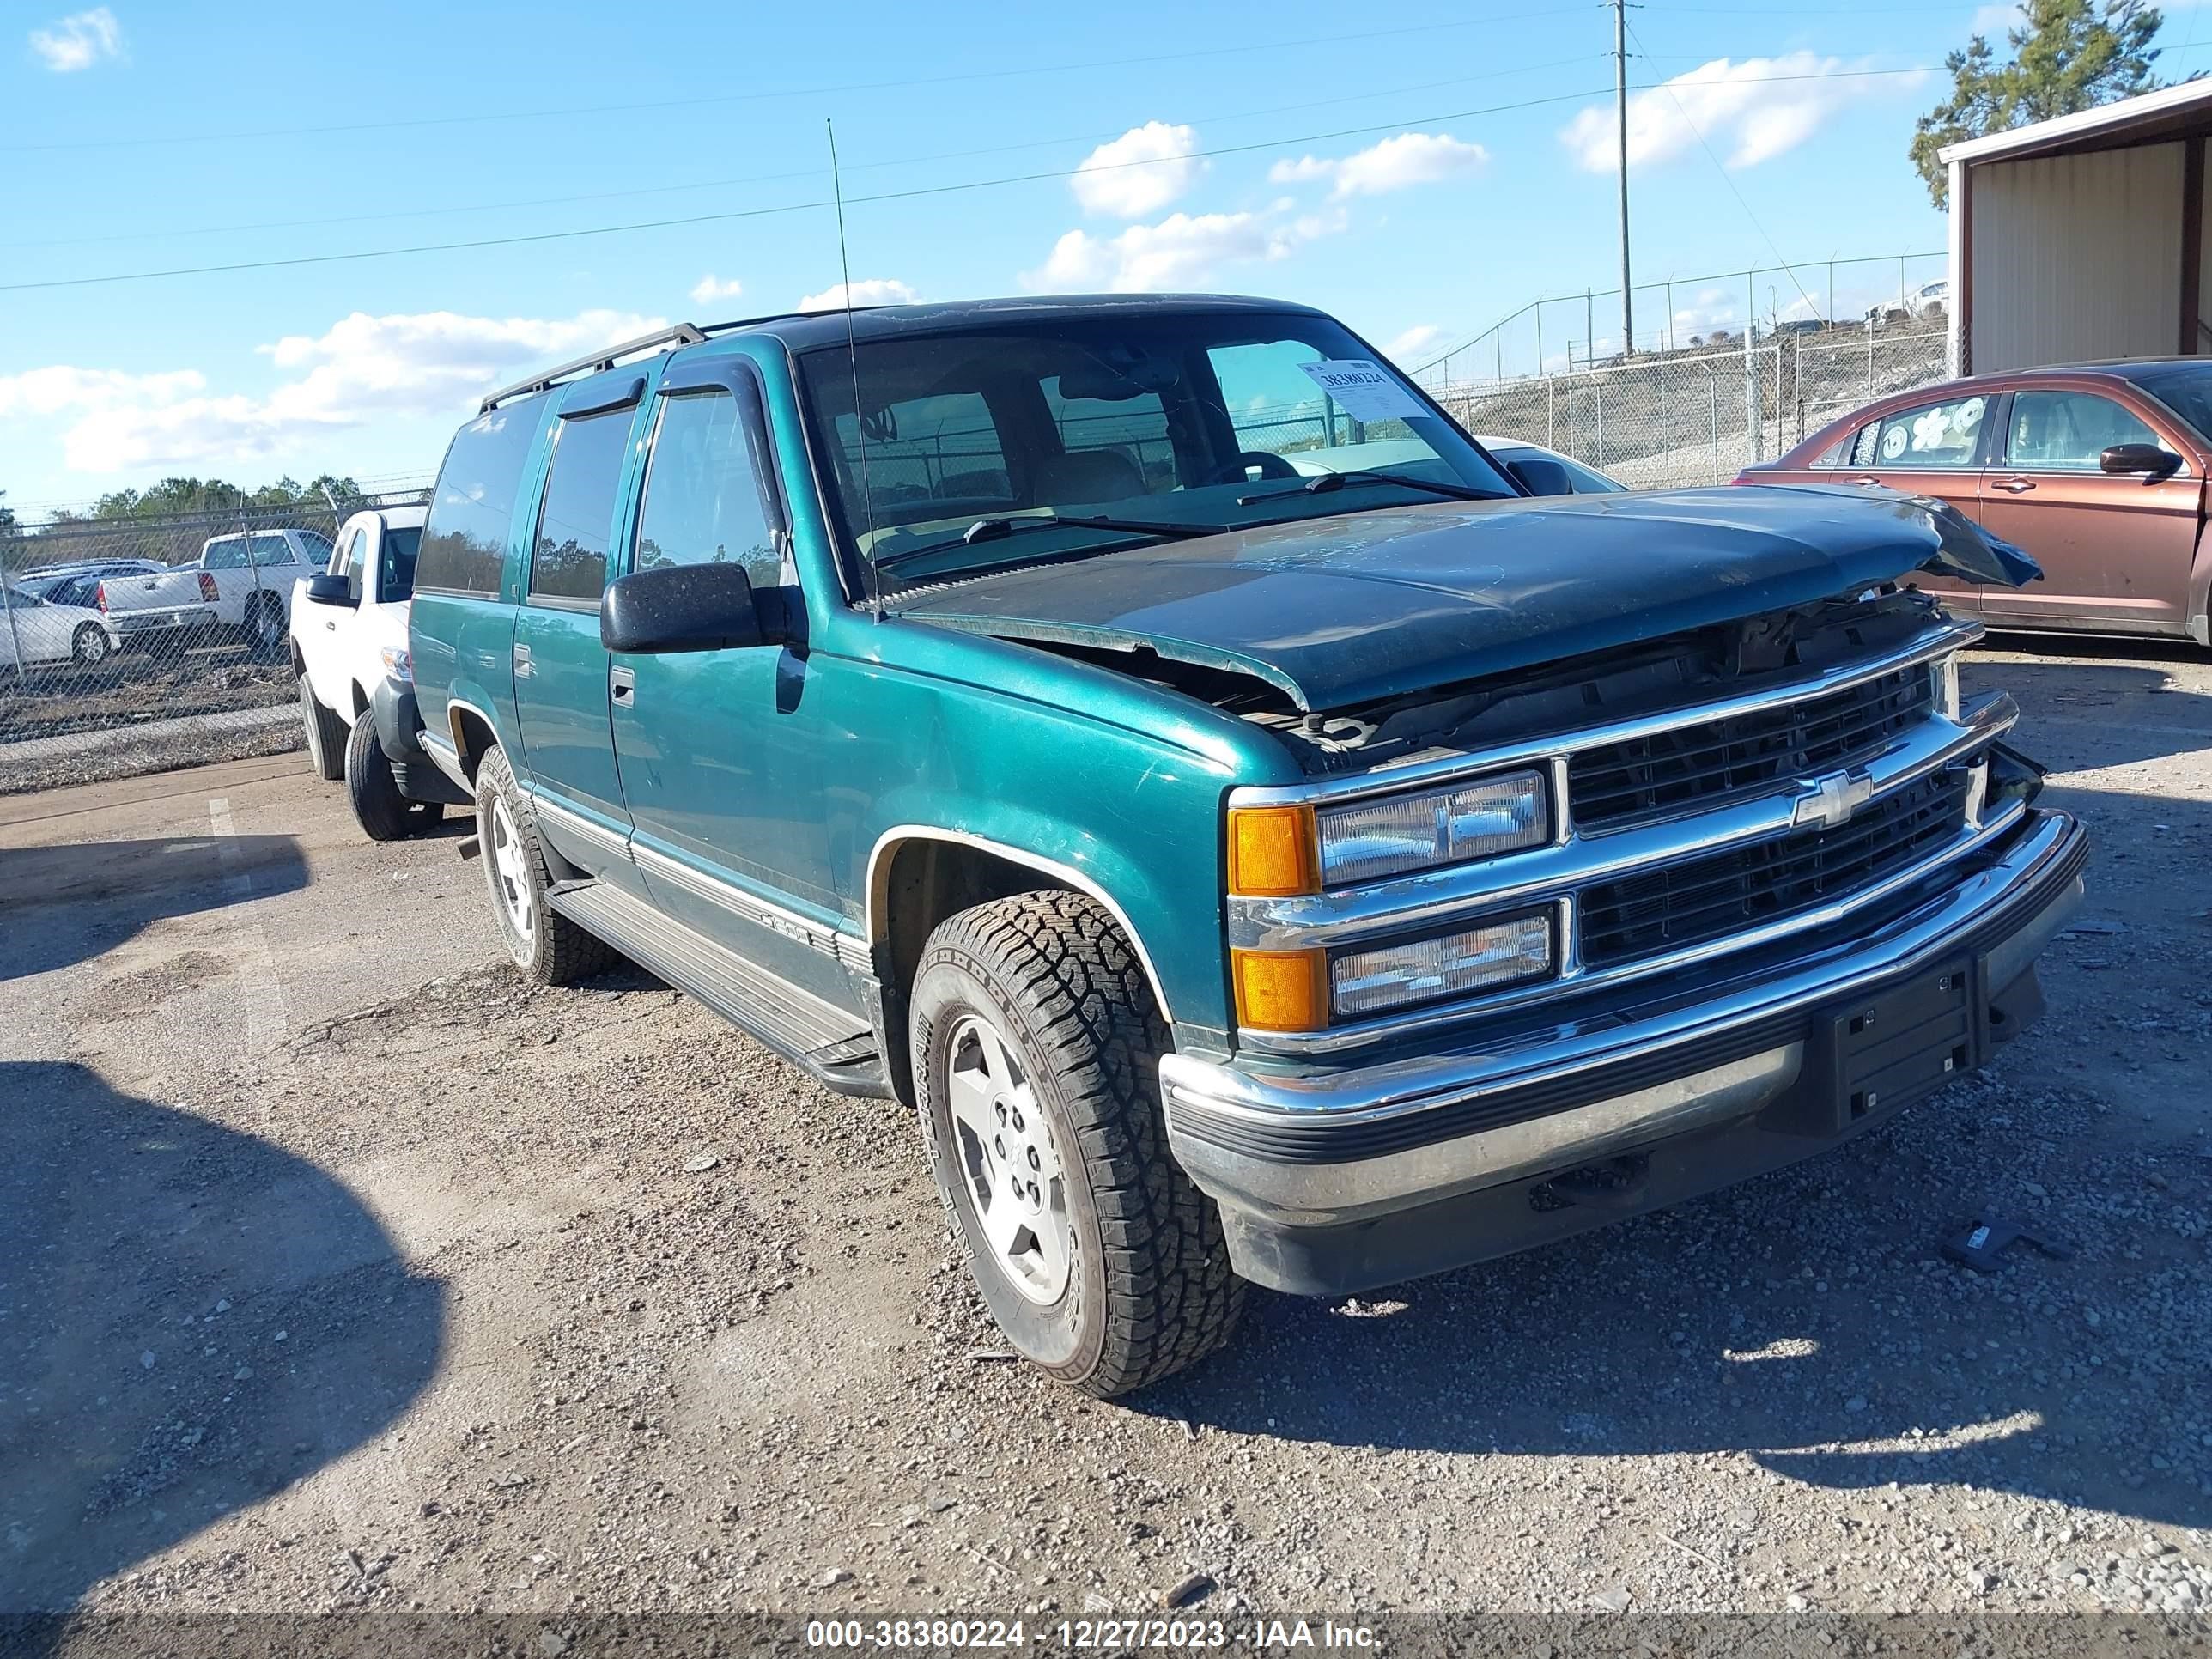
xmin=71 ymin=623 xmax=111 ymax=667
xmin=474 ymin=745 xmax=613 ymax=986
xmin=909 ymin=890 xmax=1243 ymax=1397
xmin=243 ymin=594 xmax=286 ymax=659
xmin=300 ymin=678 xmax=347 ymax=781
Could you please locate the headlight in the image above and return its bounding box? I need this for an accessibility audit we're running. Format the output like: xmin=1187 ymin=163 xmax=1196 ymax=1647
xmin=1315 ymin=768 xmax=1549 ymax=887
xmin=1329 ymin=910 xmax=1554 ymax=1018
xmin=380 ymin=645 xmax=413 ymax=683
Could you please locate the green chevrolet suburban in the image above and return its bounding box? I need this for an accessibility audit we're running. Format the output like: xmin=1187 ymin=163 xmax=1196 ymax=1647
xmin=404 ymin=295 xmax=2087 ymax=1396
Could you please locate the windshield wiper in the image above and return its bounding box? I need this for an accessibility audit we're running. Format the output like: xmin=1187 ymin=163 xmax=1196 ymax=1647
xmin=1237 ymin=467 xmax=1506 ymax=507
xmin=874 ymin=513 xmax=1223 ymax=573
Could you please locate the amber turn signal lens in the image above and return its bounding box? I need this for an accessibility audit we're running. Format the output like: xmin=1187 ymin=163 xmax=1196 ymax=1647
xmin=1232 ymin=948 xmax=1328 ymax=1033
xmin=1227 ymin=805 xmax=1320 ymax=897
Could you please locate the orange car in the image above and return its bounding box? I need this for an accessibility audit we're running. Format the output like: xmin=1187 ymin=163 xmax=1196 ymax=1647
xmin=1741 ymin=359 xmax=2212 ymax=645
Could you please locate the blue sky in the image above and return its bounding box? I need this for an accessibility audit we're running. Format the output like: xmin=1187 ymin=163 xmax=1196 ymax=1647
xmin=3 ymin=0 xmax=2203 ymax=513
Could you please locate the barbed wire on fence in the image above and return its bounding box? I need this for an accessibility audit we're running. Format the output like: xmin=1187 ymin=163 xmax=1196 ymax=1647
xmin=0 ymin=487 xmax=429 ymax=795
xmin=1408 ymin=251 xmax=1952 ymax=390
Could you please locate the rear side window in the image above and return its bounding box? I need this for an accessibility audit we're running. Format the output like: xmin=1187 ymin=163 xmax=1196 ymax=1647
xmin=529 ymin=407 xmax=634 ymax=605
xmin=417 ymin=396 xmax=549 ymax=597
xmin=1869 ymin=394 xmax=1990 ymax=470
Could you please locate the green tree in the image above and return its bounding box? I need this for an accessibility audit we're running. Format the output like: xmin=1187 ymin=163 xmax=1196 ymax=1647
xmin=1911 ymin=0 xmax=2167 ymax=207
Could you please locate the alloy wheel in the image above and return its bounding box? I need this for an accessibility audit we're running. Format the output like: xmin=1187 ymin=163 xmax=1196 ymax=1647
xmin=489 ymin=795 xmax=535 ymax=945
xmin=943 ymin=1012 xmax=1072 ymax=1305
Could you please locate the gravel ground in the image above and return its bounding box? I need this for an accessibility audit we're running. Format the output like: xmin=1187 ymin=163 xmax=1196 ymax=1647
xmin=3 ymin=631 xmax=2209 ymax=1638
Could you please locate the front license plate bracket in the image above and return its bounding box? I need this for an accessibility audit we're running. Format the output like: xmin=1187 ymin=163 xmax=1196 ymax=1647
xmin=1763 ymin=957 xmax=1987 ymax=1137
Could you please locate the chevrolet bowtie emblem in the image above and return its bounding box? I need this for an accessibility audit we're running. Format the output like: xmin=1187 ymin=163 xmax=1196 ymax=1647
xmin=1794 ymin=768 xmax=1875 ymax=830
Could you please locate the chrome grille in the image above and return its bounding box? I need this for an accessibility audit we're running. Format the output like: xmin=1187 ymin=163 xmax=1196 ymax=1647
xmin=1569 ymin=665 xmax=1936 ymax=830
xmin=1578 ymin=769 xmax=1972 ymax=969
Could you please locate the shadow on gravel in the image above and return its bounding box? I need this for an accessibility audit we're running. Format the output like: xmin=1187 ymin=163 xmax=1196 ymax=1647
xmin=0 ymin=1061 xmax=445 ymax=1615
xmin=1966 ymin=638 xmax=2212 ymax=769
xmin=0 ymin=834 xmax=308 ymax=982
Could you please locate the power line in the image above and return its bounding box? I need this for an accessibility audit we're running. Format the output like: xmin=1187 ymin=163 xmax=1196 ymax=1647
xmin=1 ymin=67 xmax=1942 ymax=296
xmin=1620 ymin=17 xmax=1823 ymax=325
xmin=0 ymin=50 xmax=1605 ymax=254
xmin=0 ymin=10 xmax=1571 ymax=156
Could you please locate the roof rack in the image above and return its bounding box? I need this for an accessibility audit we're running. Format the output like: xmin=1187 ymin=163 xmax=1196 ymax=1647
xmin=476 ymin=307 xmax=895 ymax=413
xmin=479 ymin=323 xmax=708 ymax=414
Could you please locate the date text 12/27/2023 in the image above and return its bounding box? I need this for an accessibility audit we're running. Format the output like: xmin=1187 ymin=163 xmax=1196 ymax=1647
xmin=803 ymin=1618 xmax=1380 ymax=1650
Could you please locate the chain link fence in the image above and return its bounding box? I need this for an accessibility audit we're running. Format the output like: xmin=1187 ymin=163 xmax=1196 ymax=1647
xmin=1433 ymin=319 xmax=1951 ymax=489
xmin=1 ymin=490 xmax=428 ymax=795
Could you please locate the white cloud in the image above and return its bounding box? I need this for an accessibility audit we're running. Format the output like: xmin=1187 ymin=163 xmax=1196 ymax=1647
xmin=1561 ymin=53 xmax=1915 ymax=173
xmin=28 ymin=6 xmax=121 ymax=71
xmin=1665 ymin=287 xmax=1744 ymax=342
xmin=3 ymin=307 xmax=663 ymax=475
xmin=797 ymin=278 xmax=920 ymax=311
xmin=1071 ymin=121 xmax=1204 ymax=219
xmin=1025 ymin=201 xmax=1346 ymax=294
xmin=689 ymin=273 xmax=744 ymax=306
xmin=1381 ymin=325 xmax=1447 ymax=365
xmin=0 ymin=366 xmax=203 ymax=419
xmin=1268 ymin=133 xmax=1489 ymax=199
xmin=1970 ymin=3 xmax=2025 ymax=30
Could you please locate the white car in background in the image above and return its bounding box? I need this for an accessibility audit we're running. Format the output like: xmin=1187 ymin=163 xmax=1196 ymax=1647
xmin=0 ymin=580 xmax=125 ymax=673
xmin=1290 ymin=434 xmax=1626 ymax=495
xmin=1865 ymin=279 xmax=1949 ymax=326
xmin=1474 ymin=434 xmax=1628 ymax=495
xmin=94 ymin=526 xmax=333 ymax=658
xmin=290 ymin=505 xmax=456 ymax=839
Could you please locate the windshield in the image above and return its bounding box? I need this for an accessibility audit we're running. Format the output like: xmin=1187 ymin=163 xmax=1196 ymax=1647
xmin=2123 ymin=363 xmax=2212 ymax=448
xmin=380 ymin=526 xmax=422 ymax=600
xmin=794 ymin=309 xmax=1516 ymax=588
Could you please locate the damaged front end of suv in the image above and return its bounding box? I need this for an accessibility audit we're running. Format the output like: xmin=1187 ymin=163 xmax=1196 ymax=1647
xmin=886 ymin=477 xmax=2084 ymax=1297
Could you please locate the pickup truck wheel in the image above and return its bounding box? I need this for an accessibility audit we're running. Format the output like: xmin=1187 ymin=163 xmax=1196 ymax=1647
xmin=299 ymin=679 xmax=348 ymax=781
xmin=911 ymin=890 xmax=1243 ymax=1397
xmin=70 ymin=623 xmax=112 ymax=667
xmin=345 ymin=710 xmax=418 ymax=842
xmin=474 ymin=745 xmax=614 ymax=985
xmin=244 ymin=595 xmax=286 ymax=659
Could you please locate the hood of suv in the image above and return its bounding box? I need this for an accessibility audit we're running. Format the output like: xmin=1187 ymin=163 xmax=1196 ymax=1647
xmin=890 ymin=483 xmax=2034 ymax=712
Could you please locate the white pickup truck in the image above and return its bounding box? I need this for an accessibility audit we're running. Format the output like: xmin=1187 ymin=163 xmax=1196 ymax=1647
xmin=94 ymin=526 xmax=333 ymax=658
xmin=289 ymin=504 xmax=463 ymax=839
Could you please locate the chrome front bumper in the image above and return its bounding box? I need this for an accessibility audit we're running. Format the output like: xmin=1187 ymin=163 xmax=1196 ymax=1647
xmin=1161 ymin=808 xmax=2086 ymax=1287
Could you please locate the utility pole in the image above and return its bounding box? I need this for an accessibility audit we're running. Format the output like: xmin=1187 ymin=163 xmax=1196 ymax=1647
xmin=1614 ymin=0 xmax=1633 ymax=356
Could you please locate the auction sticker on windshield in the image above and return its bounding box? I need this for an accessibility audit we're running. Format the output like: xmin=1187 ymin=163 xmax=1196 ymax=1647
xmin=1295 ymin=360 xmax=1423 ymax=423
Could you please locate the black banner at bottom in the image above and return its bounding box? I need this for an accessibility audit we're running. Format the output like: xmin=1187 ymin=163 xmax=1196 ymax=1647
xmin=3 ymin=1613 xmax=2208 ymax=1659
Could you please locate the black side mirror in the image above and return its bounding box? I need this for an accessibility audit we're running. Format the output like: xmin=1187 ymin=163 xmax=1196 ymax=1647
xmin=2100 ymin=442 xmax=2183 ymax=480
xmin=601 ymin=561 xmax=783 ymax=654
xmin=1506 ymin=456 xmax=1577 ymax=497
xmin=305 ymin=572 xmax=353 ymax=606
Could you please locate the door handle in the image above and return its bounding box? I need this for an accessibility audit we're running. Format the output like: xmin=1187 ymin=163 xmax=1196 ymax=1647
xmin=325 ymin=620 xmax=336 ymax=631
xmin=610 ymin=665 xmax=635 ymax=706
xmin=512 ymin=642 xmax=533 ymax=680
xmin=1991 ymin=477 xmax=2037 ymax=494
xmin=1848 ymin=476 xmax=1882 ymax=487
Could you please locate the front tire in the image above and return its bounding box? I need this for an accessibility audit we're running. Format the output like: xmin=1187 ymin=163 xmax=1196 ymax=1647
xmin=345 ymin=709 xmax=430 ymax=842
xmin=910 ymin=890 xmax=1243 ymax=1397
xmin=473 ymin=745 xmax=613 ymax=986
xmin=300 ymin=678 xmax=348 ymax=781
xmin=71 ymin=623 xmax=112 ymax=667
